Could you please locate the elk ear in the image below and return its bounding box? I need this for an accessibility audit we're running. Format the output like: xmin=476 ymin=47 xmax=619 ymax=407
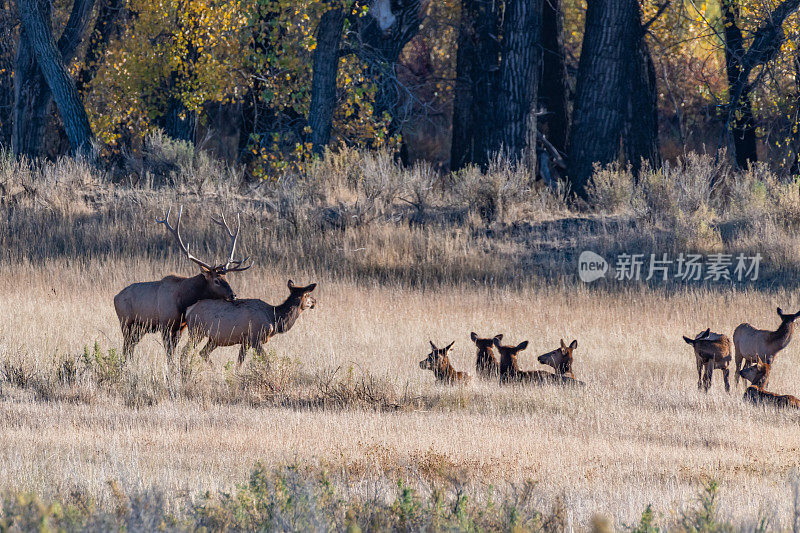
xmin=777 ymin=306 xmax=784 ymax=317
xmin=560 ymin=339 xmax=567 ymax=350
xmin=288 ymin=279 xmax=296 ymax=289
xmin=495 ymin=334 xmax=503 ymax=342
xmin=305 ymin=283 xmax=317 ymax=292
xmin=429 ymin=340 xmax=437 ymax=351
xmin=470 ymin=332 xmax=478 ymax=342
xmin=517 ymin=340 xmax=529 ymax=351
xmin=683 ymin=336 xmax=694 ymax=344
xmin=445 ymin=341 xmax=455 ymax=351
xmin=569 ymin=339 xmax=578 ymax=350
xmin=493 ymin=337 xmax=503 ymax=348
xmin=702 ymin=328 xmax=710 ymax=338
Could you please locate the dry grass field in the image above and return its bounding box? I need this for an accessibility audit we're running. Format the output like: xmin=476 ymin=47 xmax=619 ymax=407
xmin=3 ymin=147 xmax=800 ymax=530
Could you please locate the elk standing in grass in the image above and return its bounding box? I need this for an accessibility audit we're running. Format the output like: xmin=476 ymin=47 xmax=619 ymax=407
xmin=113 ymin=207 xmax=251 ymax=363
xmin=536 ymin=339 xmax=585 ymax=386
xmin=733 ymin=307 xmax=800 ymax=387
xmin=183 ymin=280 xmax=317 ymax=369
xmin=470 ymin=332 xmax=502 ymax=379
xmin=682 ymin=328 xmax=732 ymax=392
xmin=419 ymin=341 xmax=471 ymax=384
xmin=739 ymin=357 xmax=800 ymax=409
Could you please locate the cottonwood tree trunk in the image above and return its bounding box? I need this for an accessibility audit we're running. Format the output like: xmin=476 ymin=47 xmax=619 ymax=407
xmin=77 ymin=0 xmax=126 ymax=94
xmin=721 ymin=0 xmax=757 ymax=168
xmin=450 ymin=0 xmax=501 ymax=170
xmin=491 ymin=0 xmax=542 ymax=165
xmin=538 ymin=0 xmax=568 ymax=156
xmin=14 ymin=0 xmax=94 ymax=158
xmin=356 ymin=0 xmax=428 ymax=147
xmin=623 ymin=5 xmax=660 ymax=174
xmin=308 ymin=6 xmax=345 ymax=154
xmin=567 ymin=0 xmax=629 ymax=196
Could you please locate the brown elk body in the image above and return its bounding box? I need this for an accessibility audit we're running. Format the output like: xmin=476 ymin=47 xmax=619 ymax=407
xmin=113 ymin=207 xmax=250 ymax=363
xmin=739 ymin=358 xmax=800 ymax=408
xmin=733 ymin=307 xmax=800 ymax=387
xmin=536 ymin=339 xmax=585 ymax=386
xmin=183 ymin=280 xmax=316 ymax=368
xmin=494 ymin=338 xmax=577 ymax=385
xmin=419 ymin=341 xmax=471 ymax=384
xmin=470 ymin=332 xmax=502 ymax=379
xmin=682 ymin=328 xmax=732 ymax=392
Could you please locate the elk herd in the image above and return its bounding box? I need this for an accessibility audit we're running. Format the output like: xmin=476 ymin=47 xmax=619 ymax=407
xmin=115 ymin=207 xmax=799 ymax=410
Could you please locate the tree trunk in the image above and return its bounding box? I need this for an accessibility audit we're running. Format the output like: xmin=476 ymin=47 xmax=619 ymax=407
xmin=538 ymin=0 xmax=568 ymax=156
xmin=0 ymin=0 xmax=15 ymax=148
xmin=491 ymin=0 xmax=542 ymax=165
xmin=450 ymin=0 xmax=501 ymax=170
xmin=623 ymin=6 xmax=660 ymax=175
xmin=567 ymin=0 xmax=629 ymax=196
xmin=14 ymin=0 xmax=94 ymax=158
xmin=309 ymin=6 xmax=344 ymax=154
xmin=721 ymin=0 xmax=757 ymax=168
xmin=77 ymin=0 xmax=126 ymax=94
xmin=356 ymin=0 xmax=427 ymax=145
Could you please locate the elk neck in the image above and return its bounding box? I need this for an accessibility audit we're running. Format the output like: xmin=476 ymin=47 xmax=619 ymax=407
xmin=768 ymin=319 xmax=796 ymax=349
xmin=177 ymin=274 xmax=212 ymax=311
xmin=434 ymin=358 xmax=457 ymax=381
xmin=272 ymin=293 xmax=304 ymax=334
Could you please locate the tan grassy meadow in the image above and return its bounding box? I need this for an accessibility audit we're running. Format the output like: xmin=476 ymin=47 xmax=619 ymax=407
xmin=3 ymin=146 xmax=800 ymax=529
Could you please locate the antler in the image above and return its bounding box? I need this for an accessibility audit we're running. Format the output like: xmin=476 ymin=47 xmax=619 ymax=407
xmin=155 ymin=206 xmax=215 ymax=270
xmin=211 ymin=212 xmax=253 ymax=273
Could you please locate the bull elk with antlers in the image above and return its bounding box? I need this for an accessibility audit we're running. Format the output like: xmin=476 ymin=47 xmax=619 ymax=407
xmin=182 ymin=280 xmax=317 ymax=369
xmin=113 ymin=206 xmax=251 ymax=363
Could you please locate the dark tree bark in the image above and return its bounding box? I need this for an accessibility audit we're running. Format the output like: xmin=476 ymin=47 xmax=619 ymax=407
xmin=76 ymin=0 xmax=126 ymax=94
xmin=490 ymin=0 xmax=542 ymax=165
xmin=356 ymin=0 xmax=428 ymax=146
xmin=721 ymin=0 xmax=757 ymax=168
xmin=0 ymin=0 xmax=15 ymax=148
xmin=567 ymin=0 xmax=629 ymax=195
xmin=538 ymin=0 xmax=568 ymax=156
xmin=308 ymin=6 xmax=345 ymax=154
xmin=13 ymin=0 xmax=94 ymax=158
xmin=623 ymin=6 xmax=660 ymax=174
xmin=450 ymin=0 xmax=501 ymax=170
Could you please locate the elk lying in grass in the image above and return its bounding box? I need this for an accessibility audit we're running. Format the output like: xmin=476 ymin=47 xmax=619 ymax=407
xmin=536 ymin=339 xmax=585 ymax=386
xmin=739 ymin=358 xmax=800 ymax=409
xmin=418 ymin=341 xmax=471 ymax=384
xmin=470 ymin=332 xmax=501 ymax=379
xmin=682 ymin=328 xmax=731 ymax=392
xmin=113 ymin=207 xmax=251 ymax=363
xmin=183 ymin=280 xmax=316 ymax=369
xmin=734 ymin=307 xmax=800 ymax=387
xmin=493 ymin=338 xmax=575 ymax=385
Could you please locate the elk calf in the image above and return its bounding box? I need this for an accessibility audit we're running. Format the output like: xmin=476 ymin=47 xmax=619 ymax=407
xmin=536 ymin=339 xmax=585 ymax=386
xmin=734 ymin=307 xmax=800 ymax=387
xmin=419 ymin=341 xmax=471 ymax=384
xmin=682 ymin=328 xmax=731 ymax=392
xmin=470 ymin=332 xmax=502 ymax=379
xmin=183 ymin=280 xmax=316 ymax=369
xmin=739 ymin=358 xmax=800 ymax=409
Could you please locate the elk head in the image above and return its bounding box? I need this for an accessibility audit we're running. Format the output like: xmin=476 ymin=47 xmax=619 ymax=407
xmin=471 ymin=332 xmax=503 ymax=352
xmin=777 ymin=307 xmax=800 ymax=323
xmin=288 ymin=280 xmax=317 ymax=309
xmin=156 ymin=206 xmax=252 ymax=301
xmin=739 ymin=356 xmax=770 ymax=388
xmin=493 ymin=338 xmax=529 ymax=372
xmin=538 ymin=339 xmax=578 ymax=375
xmin=419 ymin=341 xmax=455 ymax=371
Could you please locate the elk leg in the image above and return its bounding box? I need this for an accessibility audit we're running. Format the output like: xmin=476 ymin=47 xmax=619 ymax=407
xmin=702 ymin=360 xmax=713 ymax=392
xmin=162 ymin=328 xmax=181 ymax=365
xmin=695 ymin=357 xmax=703 ymax=390
xmin=122 ymin=324 xmax=144 ymax=361
xmin=198 ymin=340 xmax=218 ymax=364
xmin=722 ymin=367 xmax=730 ymax=393
xmin=237 ymin=343 xmax=250 ymax=368
xmin=734 ymin=349 xmax=743 ymax=386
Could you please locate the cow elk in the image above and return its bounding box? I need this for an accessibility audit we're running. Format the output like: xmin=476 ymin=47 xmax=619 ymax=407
xmin=419 ymin=341 xmax=471 ymax=384
xmin=183 ymin=280 xmax=317 ymax=369
xmin=682 ymin=328 xmax=732 ymax=392
xmin=739 ymin=358 xmax=800 ymax=409
xmin=494 ymin=338 xmax=559 ymax=384
xmin=470 ymin=332 xmax=502 ymax=379
xmin=113 ymin=206 xmax=251 ymax=363
xmin=536 ymin=339 xmax=585 ymax=386
xmin=733 ymin=307 xmax=800 ymax=387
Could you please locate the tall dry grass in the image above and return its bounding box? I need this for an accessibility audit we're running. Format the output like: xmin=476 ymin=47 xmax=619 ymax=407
xmin=3 ymin=143 xmax=800 ymax=529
